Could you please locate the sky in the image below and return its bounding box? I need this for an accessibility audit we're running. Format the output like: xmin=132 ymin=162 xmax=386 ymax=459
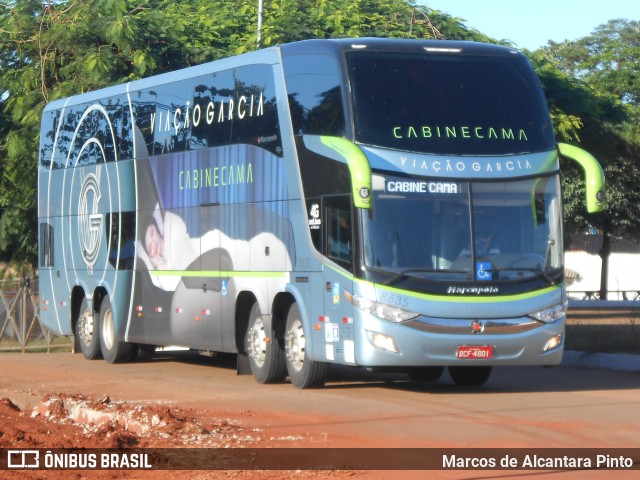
xmin=421 ymin=0 xmax=640 ymax=50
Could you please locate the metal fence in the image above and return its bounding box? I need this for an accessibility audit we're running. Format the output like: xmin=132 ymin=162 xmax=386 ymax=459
xmin=0 ymin=277 xmax=72 ymax=353
xmin=568 ymin=290 xmax=640 ymax=301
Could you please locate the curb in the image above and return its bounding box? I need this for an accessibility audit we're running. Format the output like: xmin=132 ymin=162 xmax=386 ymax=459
xmin=562 ymin=351 xmax=640 ymax=373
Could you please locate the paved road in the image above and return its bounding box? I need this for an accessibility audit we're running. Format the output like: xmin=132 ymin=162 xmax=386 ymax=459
xmin=1 ymin=351 xmax=639 ymax=478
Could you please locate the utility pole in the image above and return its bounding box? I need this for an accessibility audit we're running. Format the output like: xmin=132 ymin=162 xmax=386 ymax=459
xmin=257 ymin=0 xmax=264 ymax=49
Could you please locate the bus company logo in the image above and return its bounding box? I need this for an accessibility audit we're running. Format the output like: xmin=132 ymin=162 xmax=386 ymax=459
xmin=469 ymin=320 xmax=485 ymax=334
xmin=150 ymin=92 xmax=265 ymax=139
xmin=397 ymin=155 xmax=533 ymax=176
xmin=78 ymin=172 xmax=103 ymax=273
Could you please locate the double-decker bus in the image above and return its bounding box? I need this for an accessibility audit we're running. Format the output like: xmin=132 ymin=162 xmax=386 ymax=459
xmin=38 ymin=38 xmax=604 ymax=388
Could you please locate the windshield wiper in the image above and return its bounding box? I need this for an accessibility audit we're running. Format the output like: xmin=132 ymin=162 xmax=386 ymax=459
xmin=493 ymin=267 xmax=562 ymax=285
xmin=384 ymin=268 xmax=468 ymax=286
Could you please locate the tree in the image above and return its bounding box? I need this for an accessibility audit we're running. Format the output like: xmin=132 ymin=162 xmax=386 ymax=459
xmin=538 ymin=22 xmax=640 ymax=298
xmin=0 ymin=0 xmax=249 ymax=267
xmin=0 ymin=0 xmax=494 ymax=266
xmin=6 ymin=0 xmax=634 ymax=278
xmin=547 ymin=19 xmax=640 ymax=106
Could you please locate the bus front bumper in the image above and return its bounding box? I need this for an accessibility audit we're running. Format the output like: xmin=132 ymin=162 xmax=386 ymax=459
xmin=354 ymin=313 xmax=565 ymax=367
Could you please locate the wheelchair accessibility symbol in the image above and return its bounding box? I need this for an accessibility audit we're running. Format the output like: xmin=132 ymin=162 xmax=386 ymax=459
xmin=221 ymin=279 xmax=228 ymax=297
xmin=476 ymin=262 xmax=493 ymax=281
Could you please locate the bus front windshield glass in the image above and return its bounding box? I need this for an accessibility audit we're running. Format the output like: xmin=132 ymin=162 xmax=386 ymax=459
xmin=347 ymin=50 xmax=555 ymax=156
xmin=362 ymin=174 xmax=563 ymax=285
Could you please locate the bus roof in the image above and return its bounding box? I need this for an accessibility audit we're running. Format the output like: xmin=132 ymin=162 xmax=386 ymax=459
xmin=43 ymin=38 xmax=521 ymax=113
xmin=280 ymin=37 xmax=520 ymax=57
xmin=43 ymin=46 xmax=282 ymax=112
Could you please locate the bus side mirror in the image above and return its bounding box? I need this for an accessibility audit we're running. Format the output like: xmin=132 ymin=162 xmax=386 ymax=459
xmin=320 ymin=136 xmax=372 ymax=209
xmin=557 ymin=143 xmax=605 ymax=213
xmin=303 ymin=135 xmax=372 ymax=209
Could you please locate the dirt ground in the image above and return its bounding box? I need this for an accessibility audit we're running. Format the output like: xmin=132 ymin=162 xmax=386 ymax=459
xmin=0 ymin=392 xmax=358 ymax=479
xmin=2 ymin=307 xmax=639 ymax=479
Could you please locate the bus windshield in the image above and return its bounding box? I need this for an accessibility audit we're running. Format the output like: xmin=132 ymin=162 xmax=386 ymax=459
xmin=361 ymin=174 xmax=563 ymax=285
xmin=347 ymin=50 xmax=555 ymax=156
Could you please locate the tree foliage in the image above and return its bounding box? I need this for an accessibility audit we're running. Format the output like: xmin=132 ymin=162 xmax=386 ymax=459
xmin=547 ymin=19 xmax=640 ymax=106
xmin=537 ymin=21 xmax=640 ymax=239
xmin=0 ymin=0 xmax=489 ymax=265
xmin=1 ymin=0 xmax=639 ymax=268
xmin=0 ymin=0 xmax=246 ymax=265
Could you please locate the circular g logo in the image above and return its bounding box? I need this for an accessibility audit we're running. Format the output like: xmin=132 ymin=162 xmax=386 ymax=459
xmin=78 ymin=172 xmax=103 ymax=272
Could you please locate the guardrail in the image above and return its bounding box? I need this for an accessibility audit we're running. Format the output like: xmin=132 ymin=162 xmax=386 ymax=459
xmin=568 ymin=291 xmax=640 ymax=313
xmin=568 ymin=290 xmax=640 ymax=301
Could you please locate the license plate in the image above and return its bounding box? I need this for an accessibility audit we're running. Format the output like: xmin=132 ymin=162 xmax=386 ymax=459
xmin=456 ymin=345 xmax=493 ymax=359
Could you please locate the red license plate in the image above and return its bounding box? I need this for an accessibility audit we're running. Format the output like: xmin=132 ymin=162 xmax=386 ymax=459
xmin=456 ymin=345 xmax=493 ymax=359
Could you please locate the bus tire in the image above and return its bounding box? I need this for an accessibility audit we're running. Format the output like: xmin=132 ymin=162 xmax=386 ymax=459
xmin=75 ymin=298 xmax=102 ymax=360
xmin=245 ymin=302 xmax=286 ymax=384
xmin=135 ymin=344 xmax=156 ymax=362
xmin=99 ymin=297 xmax=135 ymax=364
xmin=285 ymin=303 xmax=328 ymax=389
xmin=407 ymin=366 xmax=445 ymax=382
xmin=448 ymin=366 xmax=492 ymax=386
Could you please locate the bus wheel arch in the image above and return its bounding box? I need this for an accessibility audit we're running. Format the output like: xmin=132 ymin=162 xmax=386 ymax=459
xmin=271 ymin=292 xmax=294 ymax=349
xmin=235 ymin=291 xmax=257 ymax=355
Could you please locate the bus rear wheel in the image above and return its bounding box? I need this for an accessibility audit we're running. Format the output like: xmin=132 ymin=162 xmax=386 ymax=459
xmin=448 ymin=366 xmax=492 ymax=386
xmin=76 ymin=298 xmax=102 ymax=360
xmin=245 ymin=302 xmax=286 ymax=384
xmin=284 ymin=303 xmax=327 ymax=389
xmin=99 ymin=297 xmax=135 ymax=364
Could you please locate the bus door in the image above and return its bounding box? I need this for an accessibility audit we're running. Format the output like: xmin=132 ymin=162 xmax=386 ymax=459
xmin=321 ymin=195 xmax=356 ymax=365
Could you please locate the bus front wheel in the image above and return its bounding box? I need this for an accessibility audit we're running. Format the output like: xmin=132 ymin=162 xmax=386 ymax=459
xmin=99 ymin=297 xmax=135 ymax=364
xmin=448 ymin=366 xmax=492 ymax=386
xmin=245 ymin=302 xmax=286 ymax=384
xmin=284 ymin=303 xmax=328 ymax=389
xmin=76 ymin=298 xmax=102 ymax=360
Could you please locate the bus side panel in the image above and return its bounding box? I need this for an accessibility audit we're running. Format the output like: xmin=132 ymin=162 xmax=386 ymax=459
xmin=38 ymin=97 xmax=137 ymax=341
xmin=125 ymin=60 xmax=288 ymax=350
xmin=129 ymin=144 xmax=291 ymax=349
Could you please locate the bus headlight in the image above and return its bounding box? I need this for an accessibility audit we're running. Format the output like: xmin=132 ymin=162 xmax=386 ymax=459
xmin=528 ymin=300 xmax=568 ymax=324
xmin=348 ymin=293 xmax=419 ymax=323
xmin=543 ymin=333 xmax=564 ymax=352
xmin=366 ymin=331 xmax=399 ymax=353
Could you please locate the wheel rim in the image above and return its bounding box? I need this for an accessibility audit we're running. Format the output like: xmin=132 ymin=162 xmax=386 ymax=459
xmin=247 ymin=316 xmax=267 ymax=368
xmin=102 ymin=308 xmax=115 ymax=351
xmin=286 ymin=318 xmax=305 ymax=372
xmin=79 ymin=310 xmax=94 ymax=346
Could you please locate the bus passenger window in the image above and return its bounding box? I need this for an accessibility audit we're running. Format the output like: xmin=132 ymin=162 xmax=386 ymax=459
xmin=39 ymin=223 xmax=54 ymax=267
xmin=324 ymin=196 xmax=352 ymax=267
xmin=106 ymin=212 xmax=136 ymax=270
xmin=283 ymin=54 xmax=345 ymax=136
